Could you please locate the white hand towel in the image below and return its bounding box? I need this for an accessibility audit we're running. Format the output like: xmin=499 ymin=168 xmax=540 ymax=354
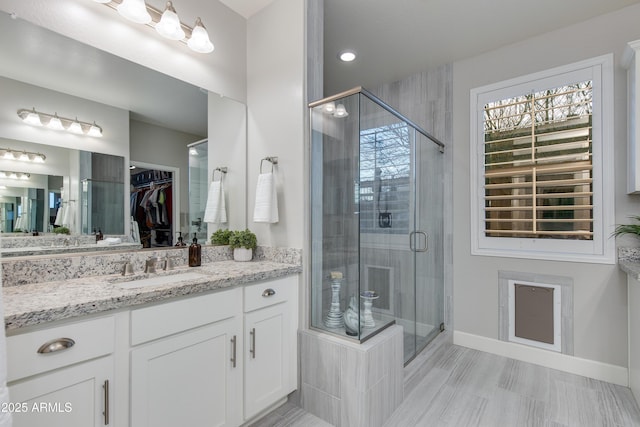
xmin=203 ymin=180 xmax=227 ymax=224
xmin=54 ymin=206 xmax=63 ymax=226
xmin=253 ymin=172 xmax=278 ymax=223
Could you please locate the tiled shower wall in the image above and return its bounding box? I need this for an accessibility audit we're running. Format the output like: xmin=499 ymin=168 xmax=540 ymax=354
xmin=369 ymin=65 xmax=454 ymax=330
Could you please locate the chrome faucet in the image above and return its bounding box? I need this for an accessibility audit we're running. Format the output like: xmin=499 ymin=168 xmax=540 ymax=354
xmin=161 ymin=254 xmax=177 ymax=271
xmin=144 ymin=257 xmax=158 ymax=274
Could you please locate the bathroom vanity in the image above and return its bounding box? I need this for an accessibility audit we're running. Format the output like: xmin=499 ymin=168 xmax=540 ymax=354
xmin=2 ymin=248 xmax=301 ymax=427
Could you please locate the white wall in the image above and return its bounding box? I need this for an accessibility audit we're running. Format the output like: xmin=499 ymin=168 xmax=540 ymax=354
xmin=129 ymin=119 xmax=203 ymax=232
xmin=0 ymin=0 xmax=248 ymax=102
xmin=246 ymin=0 xmax=305 ymax=249
xmin=207 ymin=95 xmax=247 ymax=233
xmin=452 ymin=3 xmax=640 ymax=368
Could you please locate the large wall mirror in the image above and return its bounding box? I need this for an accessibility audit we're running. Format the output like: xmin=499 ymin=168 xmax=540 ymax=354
xmin=0 ymin=12 xmax=247 ymax=253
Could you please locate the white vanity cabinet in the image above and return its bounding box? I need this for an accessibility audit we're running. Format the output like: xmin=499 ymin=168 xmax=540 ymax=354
xmin=4 ymin=274 xmax=299 ymax=427
xmin=6 ymin=316 xmax=115 ymax=427
xmin=129 ymin=288 xmax=243 ymax=427
xmin=243 ymin=276 xmax=298 ymax=421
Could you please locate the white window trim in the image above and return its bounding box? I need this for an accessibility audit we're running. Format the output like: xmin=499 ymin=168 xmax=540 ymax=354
xmin=470 ymin=54 xmax=615 ymax=264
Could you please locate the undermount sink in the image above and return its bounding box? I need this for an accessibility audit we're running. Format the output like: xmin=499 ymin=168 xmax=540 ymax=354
xmin=115 ymin=271 xmax=208 ymax=289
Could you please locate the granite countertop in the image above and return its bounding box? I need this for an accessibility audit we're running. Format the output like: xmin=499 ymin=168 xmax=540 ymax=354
xmin=3 ymin=260 xmax=301 ymax=331
xmin=620 ymin=260 xmax=640 ymax=281
xmin=0 ymin=242 xmax=143 ymax=257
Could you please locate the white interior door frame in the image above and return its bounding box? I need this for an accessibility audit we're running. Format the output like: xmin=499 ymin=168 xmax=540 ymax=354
xmin=130 ymin=161 xmax=180 ymax=245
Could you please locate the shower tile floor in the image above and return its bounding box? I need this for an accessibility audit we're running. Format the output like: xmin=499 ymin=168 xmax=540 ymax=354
xmin=251 ymin=334 xmax=640 ymax=426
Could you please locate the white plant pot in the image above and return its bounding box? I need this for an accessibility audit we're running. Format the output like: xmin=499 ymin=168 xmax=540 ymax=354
xmin=233 ymin=247 xmax=253 ymax=262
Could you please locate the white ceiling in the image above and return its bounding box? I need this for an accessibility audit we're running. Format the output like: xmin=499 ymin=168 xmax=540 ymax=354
xmin=324 ymin=0 xmax=640 ymax=94
xmin=219 ymin=0 xmax=275 ymax=19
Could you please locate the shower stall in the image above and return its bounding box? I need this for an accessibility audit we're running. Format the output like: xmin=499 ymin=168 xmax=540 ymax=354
xmin=309 ymin=87 xmax=445 ymax=363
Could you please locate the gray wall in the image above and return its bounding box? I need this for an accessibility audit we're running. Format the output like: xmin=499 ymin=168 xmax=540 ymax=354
xmin=452 ymin=3 xmax=640 ymax=367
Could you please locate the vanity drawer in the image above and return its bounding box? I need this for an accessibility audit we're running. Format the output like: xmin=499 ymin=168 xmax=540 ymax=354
xmin=130 ymin=287 xmax=241 ymax=346
xmin=244 ymin=276 xmax=297 ymax=313
xmin=7 ymin=316 xmax=115 ymax=382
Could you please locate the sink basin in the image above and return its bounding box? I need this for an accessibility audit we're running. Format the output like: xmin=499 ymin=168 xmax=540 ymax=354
xmin=116 ymin=272 xmax=208 ymax=289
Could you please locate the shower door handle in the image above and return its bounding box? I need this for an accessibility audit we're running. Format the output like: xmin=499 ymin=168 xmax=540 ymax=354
xmin=409 ymin=231 xmax=428 ymax=252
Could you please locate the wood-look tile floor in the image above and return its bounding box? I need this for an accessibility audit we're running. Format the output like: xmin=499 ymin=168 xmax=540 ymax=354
xmin=251 ymin=336 xmax=640 ymax=427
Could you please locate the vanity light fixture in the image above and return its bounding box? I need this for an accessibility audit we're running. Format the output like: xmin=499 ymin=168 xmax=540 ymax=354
xmin=189 ymin=147 xmax=198 ymax=156
xmin=0 ymin=171 xmax=30 ymax=180
xmin=155 ymin=1 xmax=184 ymax=40
xmin=23 ymin=108 xmax=43 ymax=126
xmin=94 ymin=0 xmax=214 ymax=54
xmin=0 ymin=148 xmax=46 ymax=163
xmin=17 ymin=109 xmax=103 ymax=138
xmin=117 ymin=0 xmax=151 ymax=24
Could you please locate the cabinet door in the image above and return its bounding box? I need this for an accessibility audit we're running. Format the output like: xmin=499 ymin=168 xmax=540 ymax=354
xmin=244 ymin=302 xmax=291 ymax=420
xmin=9 ymin=356 xmax=113 ymax=427
xmin=130 ymin=317 xmax=242 ymax=427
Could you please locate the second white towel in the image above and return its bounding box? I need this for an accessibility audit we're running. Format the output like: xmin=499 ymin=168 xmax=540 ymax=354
xmin=253 ymin=172 xmax=278 ymax=223
xmin=203 ymin=180 xmax=227 ymax=224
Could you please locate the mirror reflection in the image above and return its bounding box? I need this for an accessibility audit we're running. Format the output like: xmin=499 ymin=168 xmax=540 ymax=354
xmin=0 ymin=12 xmax=248 ymax=254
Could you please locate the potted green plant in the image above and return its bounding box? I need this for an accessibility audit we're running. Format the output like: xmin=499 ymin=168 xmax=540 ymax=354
xmin=210 ymin=228 xmax=232 ymax=246
xmin=53 ymin=226 xmax=70 ymax=235
xmin=229 ymin=229 xmax=257 ymax=262
xmin=613 ymin=216 xmax=640 ymax=239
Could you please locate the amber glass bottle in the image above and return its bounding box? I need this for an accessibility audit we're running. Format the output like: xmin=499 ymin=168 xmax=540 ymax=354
xmin=188 ymin=233 xmax=201 ymax=267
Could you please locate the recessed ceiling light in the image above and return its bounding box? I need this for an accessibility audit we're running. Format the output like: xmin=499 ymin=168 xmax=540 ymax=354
xmin=339 ymin=50 xmax=356 ymax=62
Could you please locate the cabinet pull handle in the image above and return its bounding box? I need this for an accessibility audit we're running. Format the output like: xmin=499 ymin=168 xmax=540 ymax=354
xmin=250 ymin=328 xmax=256 ymax=359
xmin=262 ymin=288 xmax=276 ymax=297
xmin=230 ymin=335 xmax=237 ymax=368
xmin=37 ymin=337 xmax=75 ymax=354
xmin=103 ymin=380 xmax=110 ymax=425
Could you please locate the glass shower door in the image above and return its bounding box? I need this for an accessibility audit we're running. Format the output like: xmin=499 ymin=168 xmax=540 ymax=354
xmin=413 ymin=133 xmax=445 ymax=360
xmin=358 ymin=96 xmax=418 ymax=347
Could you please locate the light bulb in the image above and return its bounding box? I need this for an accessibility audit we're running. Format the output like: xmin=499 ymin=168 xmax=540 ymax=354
xmin=33 ymin=154 xmax=46 ymax=163
xmin=18 ymin=152 xmax=29 ymax=161
xmin=189 ymin=147 xmax=198 ymax=156
xmin=9 ymin=173 xmax=17 ymax=180
xmin=3 ymin=151 xmax=15 ymax=160
xmin=117 ymin=0 xmax=151 ymax=24
xmin=47 ymin=113 xmax=65 ymax=131
xmin=339 ymin=50 xmax=357 ymax=62
xmin=334 ymin=104 xmax=349 ymax=118
xmin=156 ymin=2 xmax=185 ymax=40
xmin=68 ymin=118 xmax=84 ymax=134
xmin=88 ymin=122 xmax=103 ymax=137
xmin=0 ymin=172 xmax=5 ymax=178
xmin=187 ymin=18 xmax=214 ymax=53
xmin=19 ymin=173 xmax=29 ymax=180
xmin=23 ymin=108 xmax=42 ymax=126
xmin=323 ymin=102 xmax=336 ymax=114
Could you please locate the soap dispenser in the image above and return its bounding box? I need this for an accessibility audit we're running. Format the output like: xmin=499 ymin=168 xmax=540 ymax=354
xmin=188 ymin=233 xmax=201 ymax=267
xmin=175 ymin=232 xmax=186 ymax=247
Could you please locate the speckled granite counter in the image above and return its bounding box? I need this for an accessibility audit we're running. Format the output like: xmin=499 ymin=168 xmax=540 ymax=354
xmin=0 ymin=242 xmax=142 ymax=257
xmin=619 ymin=247 xmax=640 ymax=280
xmin=3 ymin=260 xmax=301 ymax=331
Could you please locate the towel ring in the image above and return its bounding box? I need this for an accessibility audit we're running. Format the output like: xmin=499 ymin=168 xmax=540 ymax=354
xmin=213 ymin=167 xmax=227 ymax=182
xmin=260 ymin=156 xmax=278 ymax=174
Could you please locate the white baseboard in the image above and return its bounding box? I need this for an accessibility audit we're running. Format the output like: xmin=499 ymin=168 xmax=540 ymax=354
xmin=453 ymin=331 xmax=628 ymax=386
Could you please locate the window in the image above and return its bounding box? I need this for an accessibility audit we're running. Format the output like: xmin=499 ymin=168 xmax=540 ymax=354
xmin=358 ymin=123 xmax=411 ymax=235
xmin=470 ymin=55 xmax=615 ymax=263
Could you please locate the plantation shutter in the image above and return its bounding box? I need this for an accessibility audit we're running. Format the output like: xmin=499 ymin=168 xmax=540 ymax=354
xmin=483 ymin=83 xmax=593 ymax=240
